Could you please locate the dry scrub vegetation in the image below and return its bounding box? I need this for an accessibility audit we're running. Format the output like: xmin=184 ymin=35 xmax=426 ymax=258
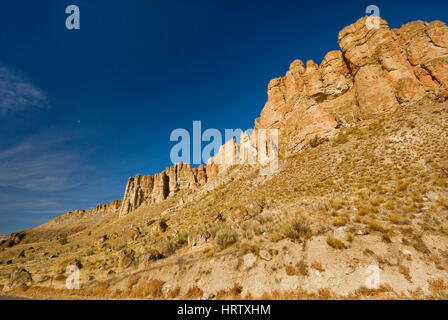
xmin=1 ymin=102 xmax=448 ymax=300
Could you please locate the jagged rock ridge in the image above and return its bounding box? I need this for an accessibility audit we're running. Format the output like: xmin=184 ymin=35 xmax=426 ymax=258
xmin=255 ymin=17 xmax=448 ymax=153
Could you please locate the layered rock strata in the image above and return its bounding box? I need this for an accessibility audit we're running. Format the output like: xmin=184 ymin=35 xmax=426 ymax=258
xmin=255 ymin=17 xmax=448 ymax=153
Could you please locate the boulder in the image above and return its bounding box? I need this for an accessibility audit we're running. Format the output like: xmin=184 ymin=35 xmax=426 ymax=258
xmin=9 ymin=268 xmax=32 ymax=288
xmin=242 ymin=253 xmax=257 ymax=271
xmin=119 ymin=249 xmax=135 ymax=269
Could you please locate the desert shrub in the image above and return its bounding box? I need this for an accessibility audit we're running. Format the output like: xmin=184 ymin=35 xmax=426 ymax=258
xmin=357 ymin=206 xmax=369 ymax=216
xmin=281 ymin=216 xmax=311 ymax=240
xmin=428 ymin=278 xmax=447 ymax=297
xmin=184 ymin=285 xmax=204 ymax=299
xmin=309 ymin=136 xmax=321 ymax=148
xmin=88 ymin=282 xmax=110 ymax=297
xmin=254 ymin=212 xmax=273 ymax=225
xmin=330 ymin=198 xmax=344 ymax=210
xmin=285 ymin=265 xmax=297 ymax=276
xmin=370 ymin=197 xmax=384 ymax=206
xmin=310 ymin=200 xmax=331 ymax=212
xmin=440 ymin=226 xmax=448 ymax=234
xmin=229 ymin=283 xmax=243 ymax=297
xmin=346 ymin=126 xmax=364 ymax=137
xmin=399 ymin=265 xmax=412 ymax=282
xmin=296 ymin=260 xmax=309 ymax=276
xmin=215 ymin=289 xmax=228 ymax=300
xmin=317 ymin=288 xmax=333 ymax=299
xmin=215 ymin=226 xmax=238 ymax=248
xmin=126 ymin=275 xmax=140 ymax=290
xmin=189 ymin=224 xmax=208 ymax=239
xmin=58 ymin=234 xmax=68 ymax=245
xmin=332 ymin=133 xmax=348 ymax=146
xmin=285 ymin=262 xmax=308 ymax=277
xmin=390 ymin=213 xmax=400 ymax=224
xmin=175 ymin=231 xmax=189 ymax=246
xmin=367 ymin=219 xmax=386 ymax=233
xmin=215 ymin=183 xmax=227 ymax=191
xmin=167 ymin=286 xmax=181 ymax=299
xmin=241 ymin=244 xmax=260 ymax=256
xmin=396 ymin=180 xmax=410 ymax=191
xmin=310 ymin=261 xmax=325 ymax=272
xmin=159 ymin=238 xmax=177 ymax=256
xmin=204 ymin=248 xmax=215 ymax=258
xmin=139 ymin=279 xmax=165 ymax=298
xmin=333 ymin=216 xmax=349 ymax=227
xmin=346 ymin=232 xmax=354 ymax=242
xmin=18 ymin=250 xmax=25 ymax=258
xmin=326 ymin=236 xmax=345 ymax=249
xmin=241 ymin=220 xmax=262 ymax=239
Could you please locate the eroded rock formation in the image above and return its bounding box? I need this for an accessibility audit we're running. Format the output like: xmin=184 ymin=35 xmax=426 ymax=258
xmin=255 ymin=16 xmax=448 ymax=153
xmin=119 ymin=163 xmax=211 ymax=217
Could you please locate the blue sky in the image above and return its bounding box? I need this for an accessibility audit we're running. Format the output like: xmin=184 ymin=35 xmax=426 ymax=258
xmin=0 ymin=0 xmax=447 ymax=233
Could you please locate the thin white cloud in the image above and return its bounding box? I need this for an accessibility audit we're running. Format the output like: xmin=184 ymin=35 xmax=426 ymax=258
xmin=0 ymin=131 xmax=81 ymax=192
xmin=0 ymin=63 xmax=48 ymax=112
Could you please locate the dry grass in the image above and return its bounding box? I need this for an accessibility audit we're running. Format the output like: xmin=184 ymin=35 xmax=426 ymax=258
xmin=131 ymin=279 xmax=165 ymax=298
xmin=215 ymin=225 xmax=238 ymax=249
xmin=332 ymin=133 xmax=348 ymax=146
xmin=229 ymin=283 xmax=243 ymax=298
xmin=167 ymin=286 xmax=181 ymax=299
xmin=326 ymin=236 xmax=345 ymax=249
xmin=126 ymin=275 xmax=141 ymax=290
xmin=86 ymin=283 xmax=110 ymax=297
xmin=367 ymin=219 xmax=386 ymax=233
xmin=281 ymin=216 xmax=311 ymax=240
xmin=310 ymin=261 xmax=325 ymax=272
xmin=398 ymin=265 xmax=412 ymax=282
xmin=204 ymin=248 xmax=215 ymax=258
xmin=427 ymin=278 xmax=447 ymax=297
xmin=285 ymin=265 xmax=297 ymax=276
xmin=184 ymin=285 xmax=204 ymax=299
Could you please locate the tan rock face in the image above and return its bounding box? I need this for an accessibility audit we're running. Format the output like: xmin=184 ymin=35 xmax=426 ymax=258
xmin=254 ymin=16 xmax=448 ymax=153
xmin=119 ymin=163 xmax=209 ymax=217
xmin=423 ymin=55 xmax=448 ymax=88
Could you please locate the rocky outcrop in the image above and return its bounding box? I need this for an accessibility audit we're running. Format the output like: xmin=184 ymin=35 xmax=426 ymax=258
xmin=3 ymin=232 xmax=25 ymax=248
xmin=254 ymin=16 xmax=448 ymax=153
xmin=51 ymin=200 xmax=123 ymax=224
xmin=91 ymin=200 xmax=122 ymax=214
xmin=8 ymin=268 xmax=32 ymax=289
xmin=119 ymin=163 xmax=210 ymax=217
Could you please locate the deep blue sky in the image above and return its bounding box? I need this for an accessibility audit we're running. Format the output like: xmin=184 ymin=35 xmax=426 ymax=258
xmin=0 ymin=0 xmax=447 ymax=233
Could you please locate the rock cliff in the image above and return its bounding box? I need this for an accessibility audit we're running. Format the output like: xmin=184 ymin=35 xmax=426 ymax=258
xmin=119 ymin=163 xmax=211 ymax=217
xmin=255 ymin=16 xmax=448 ymax=153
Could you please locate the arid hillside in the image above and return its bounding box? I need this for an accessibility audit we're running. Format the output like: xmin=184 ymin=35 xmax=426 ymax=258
xmin=0 ymin=17 xmax=448 ymax=300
